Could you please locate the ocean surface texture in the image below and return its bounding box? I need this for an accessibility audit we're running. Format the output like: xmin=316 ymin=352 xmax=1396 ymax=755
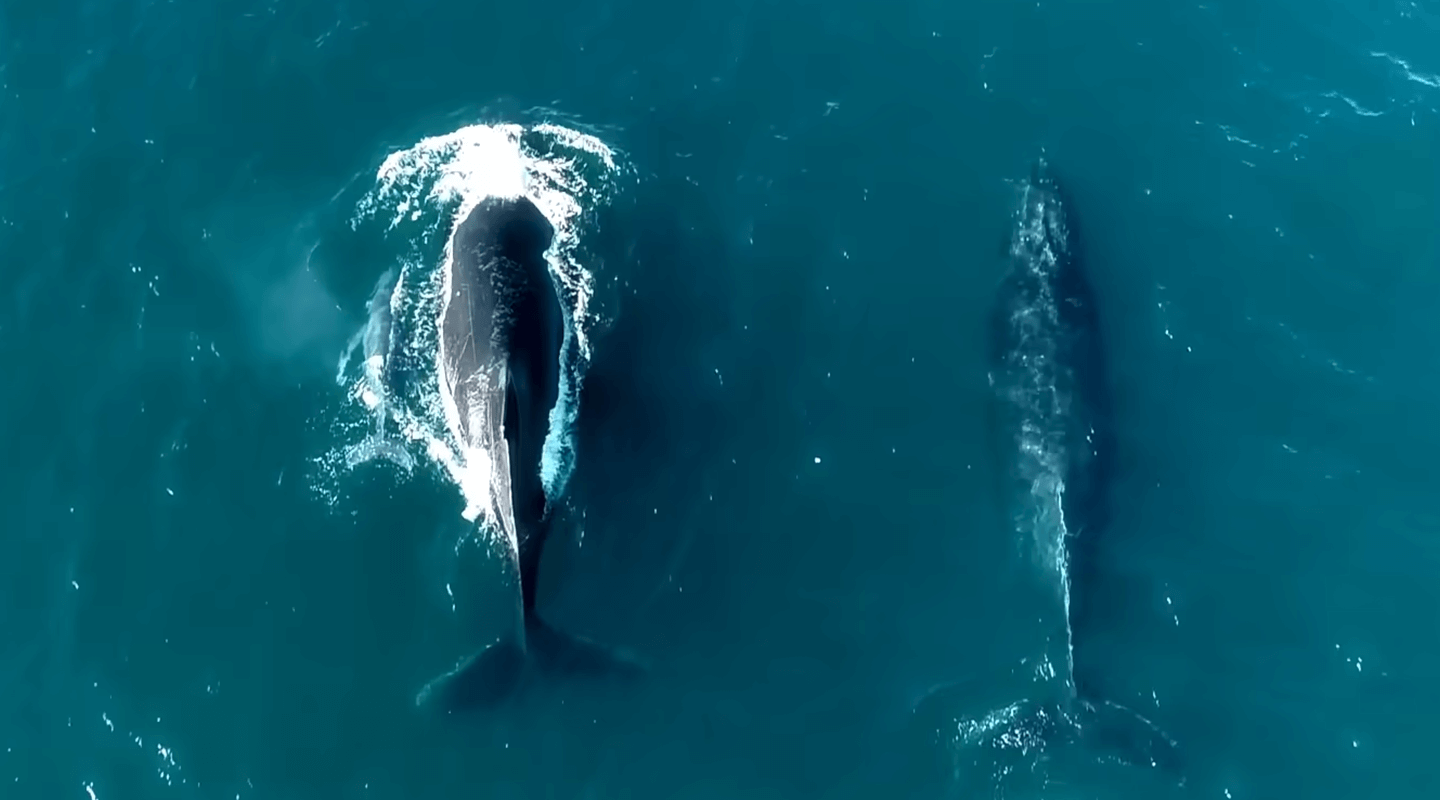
xmin=2 ymin=0 xmax=1438 ymax=798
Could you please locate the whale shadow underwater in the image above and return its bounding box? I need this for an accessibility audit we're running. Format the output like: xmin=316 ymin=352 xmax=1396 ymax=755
xmin=919 ymin=158 xmax=1184 ymax=787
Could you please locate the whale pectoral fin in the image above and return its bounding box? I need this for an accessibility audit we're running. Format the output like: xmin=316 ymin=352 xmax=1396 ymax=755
xmin=524 ymin=614 xmax=649 ymax=682
xmin=414 ymin=636 xmax=529 ymax=713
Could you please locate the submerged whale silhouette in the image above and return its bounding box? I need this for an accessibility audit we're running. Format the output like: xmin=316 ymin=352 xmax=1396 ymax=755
xmin=341 ymin=266 xmax=415 ymax=472
xmin=984 ymin=159 xmax=1182 ymax=777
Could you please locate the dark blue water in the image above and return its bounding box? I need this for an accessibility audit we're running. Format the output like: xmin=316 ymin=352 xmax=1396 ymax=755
xmin=3 ymin=1 xmax=1438 ymax=798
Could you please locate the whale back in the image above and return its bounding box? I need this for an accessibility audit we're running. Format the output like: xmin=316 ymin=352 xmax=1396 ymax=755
xmin=438 ymin=196 xmax=556 ymax=450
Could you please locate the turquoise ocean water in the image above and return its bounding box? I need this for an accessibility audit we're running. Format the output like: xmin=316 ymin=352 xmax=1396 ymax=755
xmin=2 ymin=0 xmax=1438 ymax=798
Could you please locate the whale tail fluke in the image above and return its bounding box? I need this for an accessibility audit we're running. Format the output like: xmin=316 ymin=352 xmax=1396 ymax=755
xmin=524 ymin=614 xmax=650 ymax=681
xmin=1072 ymin=696 xmax=1183 ymax=776
xmin=414 ymin=616 xmax=647 ymax=714
xmin=414 ymin=636 xmax=529 ymax=712
xmin=911 ymin=679 xmax=1184 ymax=792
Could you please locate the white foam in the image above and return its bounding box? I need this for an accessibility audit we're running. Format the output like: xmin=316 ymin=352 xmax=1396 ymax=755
xmin=361 ymin=124 xmax=530 ymax=231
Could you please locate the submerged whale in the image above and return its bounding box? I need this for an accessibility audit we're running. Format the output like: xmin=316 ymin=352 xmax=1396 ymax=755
xmin=342 ymin=267 xmax=415 ymax=471
xmin=417 ymin=194 xmax=643 ymax=711
xmin=987 ymin=159 xmax=1180 ymax=775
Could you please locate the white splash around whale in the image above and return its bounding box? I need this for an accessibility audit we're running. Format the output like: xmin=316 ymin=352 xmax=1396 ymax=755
xmin=314 ymin=121 xmax=630 ymax=551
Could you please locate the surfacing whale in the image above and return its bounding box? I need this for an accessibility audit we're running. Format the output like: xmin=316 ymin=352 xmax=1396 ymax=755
xmin=986 ymin=159 xmax=1181 ymax=777
xmin=416 ymin=194 xmax=643 ymax=711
